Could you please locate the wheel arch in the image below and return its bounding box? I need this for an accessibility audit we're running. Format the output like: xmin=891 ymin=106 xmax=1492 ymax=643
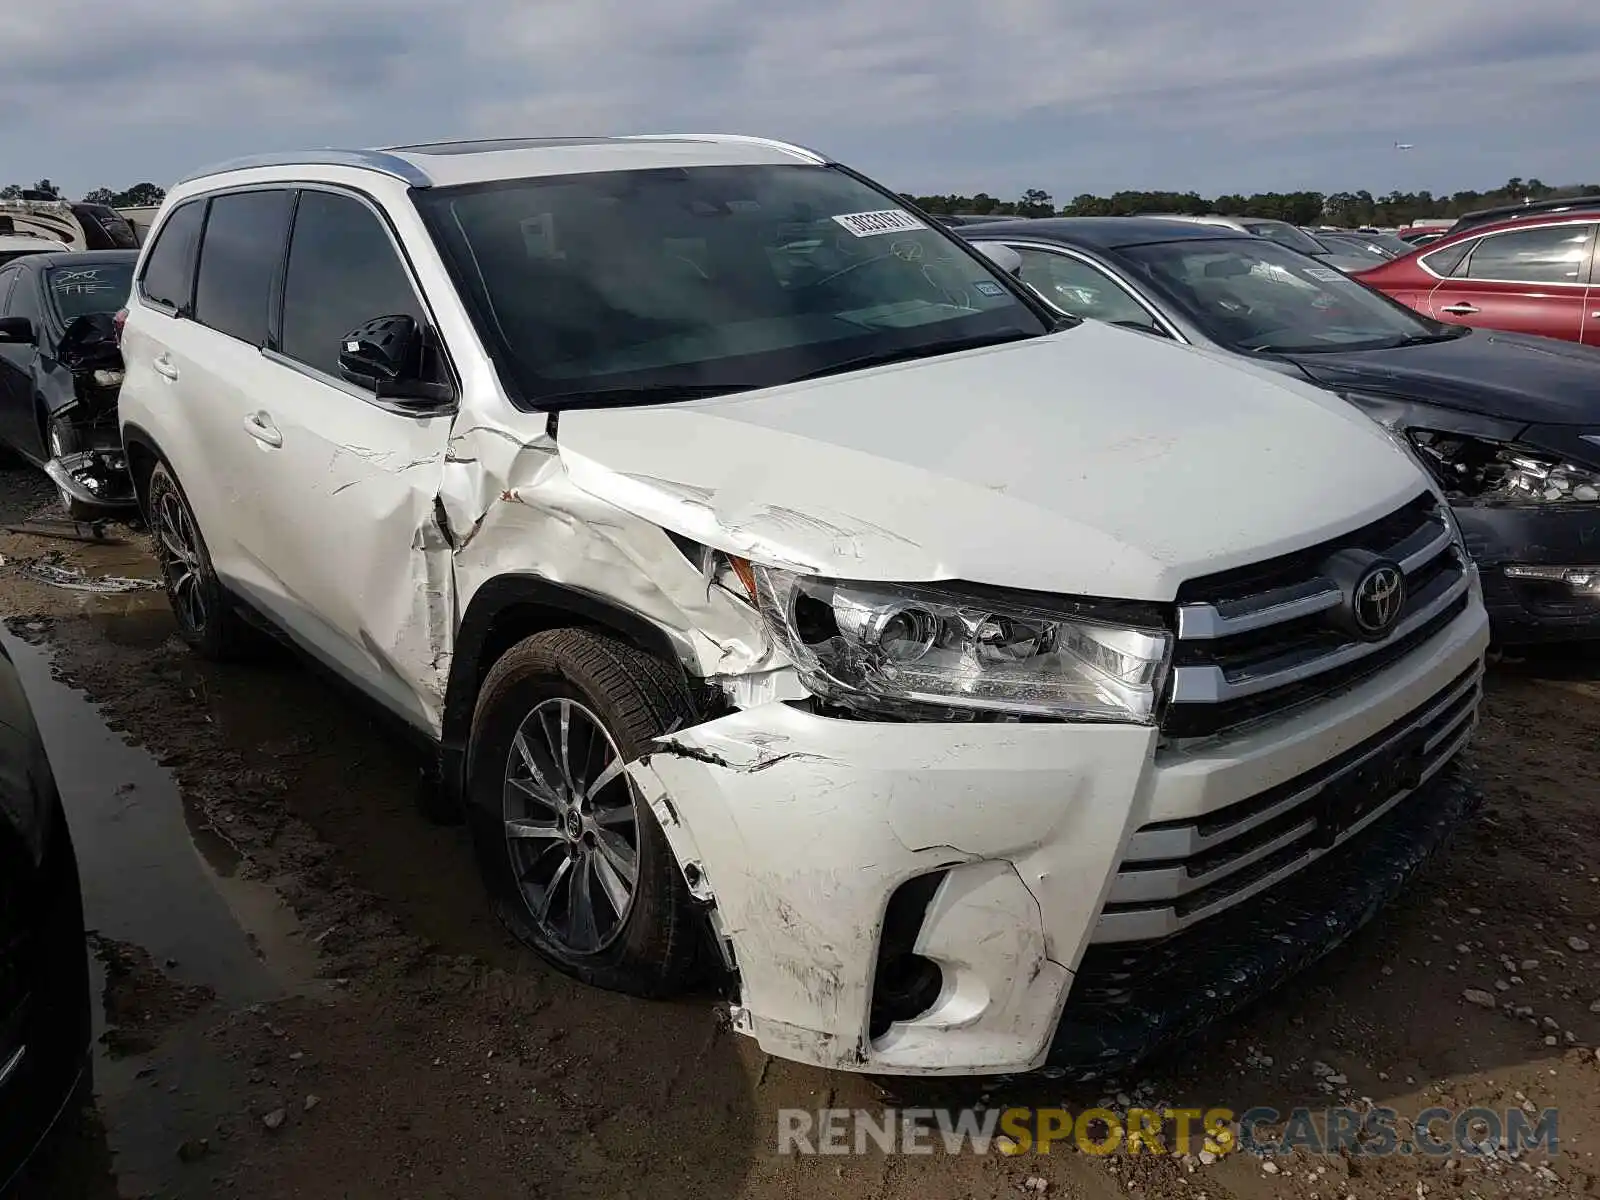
xmin=120 ymin=420 xmax=164 ymax=512
xmin=440 ymin=573 xmax=698 ymax=806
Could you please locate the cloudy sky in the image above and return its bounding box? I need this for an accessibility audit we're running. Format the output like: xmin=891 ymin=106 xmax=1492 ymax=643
xmin=3 ymin=0 xmax=1597 ymax=202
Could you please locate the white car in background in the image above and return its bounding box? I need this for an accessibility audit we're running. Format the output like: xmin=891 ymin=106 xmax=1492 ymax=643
xmin=0 ymin=234 xmax=67 ymax=269
xmin=116 ymin=135 xmax=1488 ymax=1077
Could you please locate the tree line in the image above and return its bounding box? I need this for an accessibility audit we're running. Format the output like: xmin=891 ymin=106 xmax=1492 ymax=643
xmin=7 ymin=172 xmax=1597 ymax=228
xmin=1 ymin=179 xmax=167 ymax=207
xmin=902 ymin=178 xmax=1600 ymax=226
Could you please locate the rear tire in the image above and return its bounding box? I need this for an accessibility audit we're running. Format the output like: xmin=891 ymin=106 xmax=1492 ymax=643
xmin=44 ymin=421 xmax=99 ymax=522
xmin=465 ymin=628 xmax=700 ymax=997
xmin=145 ymin=462 xmax=259 ymax=660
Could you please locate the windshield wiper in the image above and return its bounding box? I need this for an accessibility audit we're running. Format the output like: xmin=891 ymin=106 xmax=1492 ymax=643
xmin=786 ymin=330 xmax=1041 ymax=384
xmin=1381 ymin=328 xmax=1471 ymax=349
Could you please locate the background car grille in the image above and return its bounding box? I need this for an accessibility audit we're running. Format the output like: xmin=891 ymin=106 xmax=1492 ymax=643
xmin=1095 ymin=663 xmax=1480 ymax=943
xmin=1163 ymin=491 xmax=1471 ymax=739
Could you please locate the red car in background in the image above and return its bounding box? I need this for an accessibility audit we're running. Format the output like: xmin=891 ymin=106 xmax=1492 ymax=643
xmin=1355 ymin=197 xmax=1600 ymax=346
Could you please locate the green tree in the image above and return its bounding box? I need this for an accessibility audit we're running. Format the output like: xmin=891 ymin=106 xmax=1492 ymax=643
xmin=1016 ymin=188 xmax=1054 ymax=218
xmin=83 ymin=187 xmax=118 ymax=205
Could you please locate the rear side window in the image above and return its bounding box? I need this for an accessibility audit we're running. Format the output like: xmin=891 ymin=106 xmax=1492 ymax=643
xmin=279 ymin=190 xmax=422 ymax=377
xmin=194 ymin=189 xmax=293 ymax=346
xmin=139 ymin=200 xmax=205 ymax=311
xmin=1420 ymin=239 xmax=1473 ymax=278
xmin=1460 ymin=224 xmax=1594 ymax=284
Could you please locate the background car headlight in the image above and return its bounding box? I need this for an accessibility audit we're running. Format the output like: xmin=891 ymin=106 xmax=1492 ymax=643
xmin=752 ymin=566 xmax=1172 ymax=722
xmin=1406 ymin=430 xmax=1600 ymax=505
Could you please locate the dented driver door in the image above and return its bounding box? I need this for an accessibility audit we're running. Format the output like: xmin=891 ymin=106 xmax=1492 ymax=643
xmin=235 ymin=188 xmax=455 ymax=734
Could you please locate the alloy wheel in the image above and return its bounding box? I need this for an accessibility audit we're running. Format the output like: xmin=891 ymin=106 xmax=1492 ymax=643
xmin=152 ymin=488 xmax=208 ymax=634
xmin=503 ymin=697 xmax=641 ymax=953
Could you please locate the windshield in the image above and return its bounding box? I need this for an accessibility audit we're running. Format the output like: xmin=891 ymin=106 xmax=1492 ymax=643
xmin=1240 ymin=220 xmax=1327 ymax=256
xmin=1122 ymin=237 xmax=1454 ymax=353
xmin=47 ymin=261 xmax=135 ymax=323
xmin=414 ymin=164 xmax=1046 ymax=407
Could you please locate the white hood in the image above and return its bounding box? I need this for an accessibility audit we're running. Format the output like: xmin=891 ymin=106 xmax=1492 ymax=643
xmin=556 ymin=321 xmax=1428 ymax=600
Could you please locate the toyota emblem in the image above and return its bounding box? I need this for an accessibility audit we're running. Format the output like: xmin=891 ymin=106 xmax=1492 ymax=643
xmin=1353 ymin=564 xmax=1406 ymax=636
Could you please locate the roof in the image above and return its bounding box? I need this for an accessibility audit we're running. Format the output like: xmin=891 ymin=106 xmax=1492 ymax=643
xmin=0 ymin=234 xmax=68 ymax=253
xmin=178 ymin=134 xmax=829 ymax=190
xmin=27 ymin=249 xmax=138 ymax=267
xmin=1450 ymin=194 xmax=1600 ymax=233
xmin=951 ymin=216 xmax=1253 ymax=249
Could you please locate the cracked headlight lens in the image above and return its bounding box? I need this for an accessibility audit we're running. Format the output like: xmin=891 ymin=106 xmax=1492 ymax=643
xmin=1407 ymin=430 xmax=1600 ymax=505
xmin=753 ymin=566 xmax=1172 ymax=722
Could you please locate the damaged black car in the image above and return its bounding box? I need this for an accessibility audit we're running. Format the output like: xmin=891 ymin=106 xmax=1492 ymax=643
xmin=961 ymin=218 xmax=1600 ymax=643
xmin=0 ymin=250 xmax=136 ymax=518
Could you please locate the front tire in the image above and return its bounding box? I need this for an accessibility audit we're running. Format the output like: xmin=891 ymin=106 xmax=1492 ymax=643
xmin=145 ymin=462 xmax=257 ymax=660
xmin=465 ymin=628 xmax=700 ymax=997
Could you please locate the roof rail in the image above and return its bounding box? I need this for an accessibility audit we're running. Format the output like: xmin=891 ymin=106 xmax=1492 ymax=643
xmin=1450 ymin=193 xmax=1600 ymax=232
xmin=620 ymin=133 xmax=828 ymax=163
xmin=176 ymin=149 xmax=433 ymax=188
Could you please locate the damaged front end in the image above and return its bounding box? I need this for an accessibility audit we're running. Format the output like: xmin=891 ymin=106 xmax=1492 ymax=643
xmin=41 ymin=313 xmax=134 ymax=511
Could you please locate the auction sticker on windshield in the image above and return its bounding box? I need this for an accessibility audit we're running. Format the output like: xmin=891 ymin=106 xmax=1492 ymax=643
xmin=833 ymin=209 xmax=925 ymax=237
xmin=1303 ymin=266 xmax=1344 ymax=283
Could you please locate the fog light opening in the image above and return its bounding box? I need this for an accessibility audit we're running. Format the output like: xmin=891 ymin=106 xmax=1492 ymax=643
xmin=869 ymin=870 xmax=948 ymax=1040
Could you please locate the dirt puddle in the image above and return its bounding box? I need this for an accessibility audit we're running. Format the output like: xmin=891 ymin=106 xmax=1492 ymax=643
xmin=4 ymin=633 xmax=322 ymax=1198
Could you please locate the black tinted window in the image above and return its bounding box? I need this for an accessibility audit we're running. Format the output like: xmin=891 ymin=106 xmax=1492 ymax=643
xmin=140 ymin=200 xmax=205 ymax=311
xmin=1462 ymin=224 xmax=1593 ymax=284
xmin=281 ymin=191 xmax=421 ymax=376
xmin=5 ymin=267 xmax=41 ymax=326
xmin=0 ymin=265 xmax=20 ymax=310
xmin=194 ymin=190 xmax=293 ymax=345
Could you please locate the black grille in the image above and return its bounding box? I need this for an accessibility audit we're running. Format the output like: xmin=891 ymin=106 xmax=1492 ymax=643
xmin=1175 ymin=491 xmax=1436 ymax=606
xmin=1163 ymin=491 xmax=1469 ymax=740
xmin=1164 ymin=592 xmax=1469 ymax=738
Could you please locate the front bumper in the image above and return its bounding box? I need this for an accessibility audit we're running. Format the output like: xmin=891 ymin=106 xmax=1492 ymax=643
xmin=629 ymin=601 xmax=1489 ymax=1076
xmin=1457 ymin=504 xmax=1600 ymax=642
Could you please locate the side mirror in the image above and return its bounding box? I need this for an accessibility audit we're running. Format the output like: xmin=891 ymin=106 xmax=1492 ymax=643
xmin=0 ymin=316 xmax=36 ymax=346
xmin=337 ymin=314 xmax=452 ymax=405
xmin=973 ymin=242 xmax=1023 ymax=278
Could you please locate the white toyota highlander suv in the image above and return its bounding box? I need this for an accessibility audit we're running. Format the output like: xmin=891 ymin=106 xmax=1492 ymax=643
xmin=116 ymin=135 xmax=1489 ymax=1077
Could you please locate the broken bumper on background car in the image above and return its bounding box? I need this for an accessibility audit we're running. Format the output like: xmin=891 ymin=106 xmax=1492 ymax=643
xmin=1457 ymin=506 xmax=1600 ymax=642
xmin=628 ymin=601 xmax=1489 ymax=1077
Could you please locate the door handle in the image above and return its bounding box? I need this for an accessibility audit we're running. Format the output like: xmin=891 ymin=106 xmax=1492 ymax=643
xmin=1440 ymin=303 xmax=1480 ymax=316
xmin=152 ymin=355 xmax=179 ymax=380
xmin=243 ymin=411 xmax=283 ymax=448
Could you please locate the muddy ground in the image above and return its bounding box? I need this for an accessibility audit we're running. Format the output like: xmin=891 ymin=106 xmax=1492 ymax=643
xmin=4 ymin=462 xmax=1600 ymax=1200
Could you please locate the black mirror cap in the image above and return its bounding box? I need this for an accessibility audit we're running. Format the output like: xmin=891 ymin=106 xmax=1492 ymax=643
xmin=338 ymin=313 xmax=420 ymax=388
xmin=0 ymin=315 xmax=36 ymax=345
xmin=337 ymin=314 xmax=455 ymax=407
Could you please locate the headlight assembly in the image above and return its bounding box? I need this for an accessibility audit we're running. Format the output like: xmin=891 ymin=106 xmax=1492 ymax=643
xmin=1406 ymin=430 xmax=1600 ymax=505
xmin=751 ymin=566 xmax=1172 ymax=722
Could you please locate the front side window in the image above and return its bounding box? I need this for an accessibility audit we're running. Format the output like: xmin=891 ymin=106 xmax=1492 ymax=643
xmin=280 ymin=190 xmax=423 ymax=377
xmin=194 ymin=189 xmax=294 ymax=345
xmin=414 ymin=164 xmax=1046 ymax=407
xmin=1123 ymin=236 xmax=1454 ymax=354
xmin=139 ymin=200 xmax=205 ymax=311
xmin=47 ymin=261 xmax=136 ymax=324
xmin=1459 ymin=224 xmax=1594 ymax=284
xmin=1008 ymin=246 xmax=1159 ymax=331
